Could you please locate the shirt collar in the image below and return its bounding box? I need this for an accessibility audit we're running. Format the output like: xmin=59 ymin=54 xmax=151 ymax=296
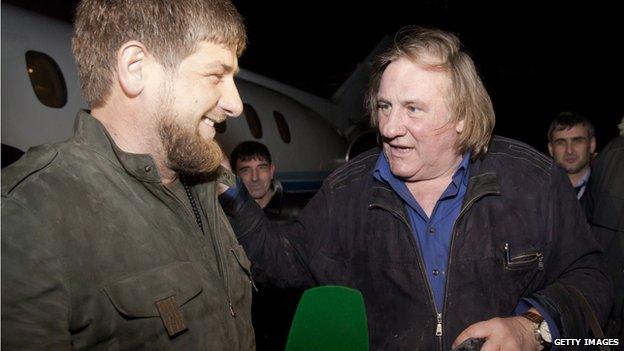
xmin=373 ymin=150 xmax=471 ymax=188
xmin=574 ymin=168 xmax=591 ymax=188
xmin=373 ymin=150 xmax=471 ymax=211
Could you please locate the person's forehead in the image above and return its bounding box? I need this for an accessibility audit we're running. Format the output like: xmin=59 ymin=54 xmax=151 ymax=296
xmin=181 ymin=41 xmax=239 ymax=71
xmin=552 ymin=124 xmax=590 ymax=139
xmin=379 ymin=57 xmax=450 ymax=96
xmin=236 ymin=157 xmax=270 ymax=168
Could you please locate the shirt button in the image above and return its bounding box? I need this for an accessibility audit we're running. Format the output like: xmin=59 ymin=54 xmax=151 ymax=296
xmin=144 ymin=165 xmax=152 ymax=172
xmin=432 ymin=269 xmax=440 ymax=276
xmin=428 ymin=227 xmax=436 ymax=234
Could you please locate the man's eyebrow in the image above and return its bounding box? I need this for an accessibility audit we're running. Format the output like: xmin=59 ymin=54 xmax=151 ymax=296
xmin=376 ymin=97 xmax=391 ymax=104
xmin=400 ymin=98 xmax=427 ymax=106
xmin=203 ymin=62 xmax=239 ymax=74
xmin=376 ymin=96 xmax=427 ymax=106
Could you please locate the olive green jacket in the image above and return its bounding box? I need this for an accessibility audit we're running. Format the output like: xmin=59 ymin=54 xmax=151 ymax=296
xmin=1 ymin=111 xmax=255 ymax=350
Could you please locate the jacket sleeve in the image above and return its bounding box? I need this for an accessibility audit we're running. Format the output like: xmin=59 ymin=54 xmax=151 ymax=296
xmin=221 ymin=181 xmax=334 ymax=289
xmin=529 ymin=165 xmax=613 ymax=338
xmin=1 ymin=198 xmax=71 ymax=349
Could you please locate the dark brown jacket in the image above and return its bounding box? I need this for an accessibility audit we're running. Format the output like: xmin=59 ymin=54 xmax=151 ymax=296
xmin=224 ymin=136 xmax=612 ymax=350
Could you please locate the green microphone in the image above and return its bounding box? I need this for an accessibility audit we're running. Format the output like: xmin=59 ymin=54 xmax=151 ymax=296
xmin=285 ymin=285 xmax=369 ymax=351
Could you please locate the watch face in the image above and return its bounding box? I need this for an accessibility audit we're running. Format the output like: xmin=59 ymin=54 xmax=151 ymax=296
xmin=539 ymin=321 xmax=552 ymax=343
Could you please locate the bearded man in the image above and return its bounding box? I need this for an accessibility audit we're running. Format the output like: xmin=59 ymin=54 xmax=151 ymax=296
xmin=1 ymin=0 xmax=255 ymax=349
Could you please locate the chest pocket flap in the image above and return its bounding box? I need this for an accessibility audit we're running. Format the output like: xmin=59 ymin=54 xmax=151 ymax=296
xmin=103 ymin=261 xmax=203 ymax=318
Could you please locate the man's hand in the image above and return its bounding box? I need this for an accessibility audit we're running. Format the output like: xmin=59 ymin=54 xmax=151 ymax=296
xmin=216 ymin=182 xmax=230 ymax=196
xmin=216 ymin=151 xmax=234 ymax=195
xmin=452 ymin=315 xmax=541 ymax=351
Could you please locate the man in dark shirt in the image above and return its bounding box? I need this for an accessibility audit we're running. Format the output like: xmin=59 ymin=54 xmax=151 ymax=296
xmin=231 ymin=141 xmax=308 ymax=222
xmin=547 ymin=112 xmax=596 ymax=203
xmin=230 ymin=140 xmax=307 ymax=350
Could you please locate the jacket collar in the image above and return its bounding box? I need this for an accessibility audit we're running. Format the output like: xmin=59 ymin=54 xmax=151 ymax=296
xmin=369 ymin=150 xmax=501 ymax=215
xmin=462 ymin=156 xmax=502 ymax=206
xmin=73 ymin=110 xmax=163 ymax=183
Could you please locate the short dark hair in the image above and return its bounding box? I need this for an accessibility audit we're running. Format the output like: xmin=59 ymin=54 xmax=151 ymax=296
xmin=548 ymin=111 xmax=595 ymax=141
xmin=72 ymin=0 xmax=246 ymax=108
xmin=230 ymin=141 xmax=272 ymax=170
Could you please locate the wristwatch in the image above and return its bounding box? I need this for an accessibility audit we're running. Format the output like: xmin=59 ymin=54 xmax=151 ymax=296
xmin=522 ymin=311 xmax=552 ymax=349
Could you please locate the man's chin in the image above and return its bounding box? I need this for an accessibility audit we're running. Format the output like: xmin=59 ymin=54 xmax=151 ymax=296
xmin=165 ymin=139 xmax=223 ymax=175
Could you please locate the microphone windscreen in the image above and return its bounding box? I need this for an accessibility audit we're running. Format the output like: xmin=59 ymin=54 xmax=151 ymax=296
xmin=285 ymin=285 xmax=369 ymax=351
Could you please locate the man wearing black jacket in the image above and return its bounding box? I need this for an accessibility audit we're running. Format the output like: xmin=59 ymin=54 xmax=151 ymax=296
xmin=220 ymin=27 xmax=612 ymax=350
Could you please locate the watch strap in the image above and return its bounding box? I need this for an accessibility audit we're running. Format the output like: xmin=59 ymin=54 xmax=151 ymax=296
xmin=521 ymin=311 xmax=544 ymax=324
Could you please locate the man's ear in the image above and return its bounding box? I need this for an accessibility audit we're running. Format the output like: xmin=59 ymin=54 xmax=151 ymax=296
xmin=117 ymin=41 xmax=148 ymax=98
xmin=590 ymin=136 xmax=596 ymax=154
xmin=269 ymin=164 xmax=276 ymax=179
xmin=548 ymin=142 xmax=553 ymax=157
xmin=455 ymin=118 xmax=465 ymax=133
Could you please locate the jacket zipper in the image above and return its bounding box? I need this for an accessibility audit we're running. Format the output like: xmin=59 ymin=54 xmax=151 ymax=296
xmin=162 ymin=184 xmax=236 ymax=318
xmin=440 ymin=190 xmax=498 ymax=351
xmin=231 ymin=248 xmax=259 ymax=292
xmin=436 ymin=313 xmax=443 ymax=336
xmin=210 ymin=192 xmax=236 ymax=318
xmin=369 ymin=203 xmax=441 ymax=346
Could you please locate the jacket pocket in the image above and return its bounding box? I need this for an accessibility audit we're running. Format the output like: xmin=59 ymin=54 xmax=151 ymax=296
xmin=503 ymin=242 xmax=544 ymax=271
xmin=103 ymin=261 xmax=203 ymax=319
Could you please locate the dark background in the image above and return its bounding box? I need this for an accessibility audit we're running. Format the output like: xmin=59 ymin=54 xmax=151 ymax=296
xmin=6 ymin=0 xmax=623 ymax=153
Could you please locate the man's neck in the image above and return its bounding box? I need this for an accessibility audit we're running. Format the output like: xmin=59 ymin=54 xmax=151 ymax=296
xmin=405 ymin=156 xmax=463 ymax=217
xmin=91 ymin=104 xmax=177 ymax=184
xmin=256 ymin=188 xmax=276 ymax=209
xmin=568 ymin=167 xmax=590 ymax=187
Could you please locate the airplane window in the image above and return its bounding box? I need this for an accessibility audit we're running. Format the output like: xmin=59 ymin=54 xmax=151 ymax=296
xmin=25 ymin=51 xmax=67 ymax=108
xmin=243 ymin=103 xmax=262 ymax=139
xmin=215 ymin=120 xmax=227 ymax=134
xmin=273 ymin=111 xmax=291 ymax=143
xmin=1 ymin=144 xmax=24 ymax=169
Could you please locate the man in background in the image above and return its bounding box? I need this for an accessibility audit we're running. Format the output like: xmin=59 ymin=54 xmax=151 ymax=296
xmin=230 ymin=140 xmax=306 ymax=350
xmin=231 ymin=141 xmax=308 ymax=222
xmin=548 ymin=111 xmax=596 ymax=201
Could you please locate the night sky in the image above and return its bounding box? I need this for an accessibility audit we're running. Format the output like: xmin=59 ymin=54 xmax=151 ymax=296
xmin=6 ymin=0 xmax=624 ymax=153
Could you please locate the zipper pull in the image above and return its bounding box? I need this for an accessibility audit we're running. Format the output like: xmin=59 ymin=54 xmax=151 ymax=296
xmin=250 ymin=277 xmax=258 ymax=292
xmin=229 ymin=300 xmax=236 ymax=318
xmin=504 ymin=242 xmax=511 ymax=266
xmin=436 ymin=313 xmax=443 ymax=337
xmin=537 ymin=253 xmax=544 ymax=271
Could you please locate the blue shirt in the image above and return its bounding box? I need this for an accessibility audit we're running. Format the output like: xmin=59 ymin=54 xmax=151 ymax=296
xmin=373 ymin=152 xmax=470 ymax=312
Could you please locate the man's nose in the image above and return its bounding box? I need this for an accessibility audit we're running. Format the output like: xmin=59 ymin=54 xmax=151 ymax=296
xmin=251 ymin=169 xmax=259 ymax=181
xmin=219 ymin=78 xmax=243 ymax=118
xmin=565 ymin=142 xmax=574 ymax=154
xmin=379 ymin=111 xmax=406 ymax=139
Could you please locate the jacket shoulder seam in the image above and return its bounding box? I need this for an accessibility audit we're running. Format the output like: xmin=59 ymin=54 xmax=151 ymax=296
xmin=326 ymin=151 xmax=378 ymax=190
xmin=2 ymin=145 xmax=59 ymax=196
xmin=490 ymin=136 xmax=552 ymax=176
